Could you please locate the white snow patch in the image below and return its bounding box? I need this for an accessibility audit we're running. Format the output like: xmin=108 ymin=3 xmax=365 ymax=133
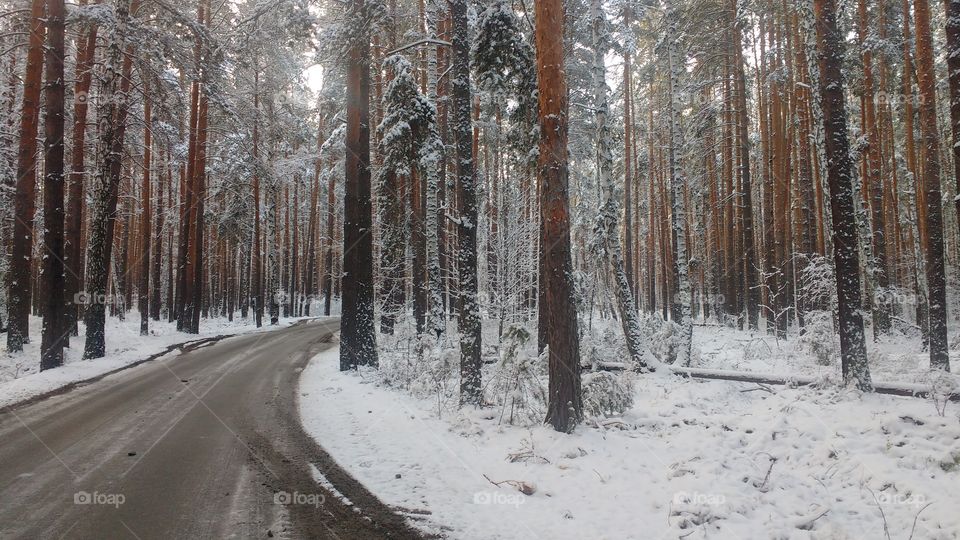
xmin=300 ymin=342 xmax=960 ymax=539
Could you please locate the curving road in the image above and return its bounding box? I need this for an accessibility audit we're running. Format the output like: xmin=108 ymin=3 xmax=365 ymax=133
xmin=0 ymin=319 xmax=421 ymax=540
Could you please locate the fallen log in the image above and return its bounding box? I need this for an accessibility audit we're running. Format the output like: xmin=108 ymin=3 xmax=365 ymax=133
xmin=669 ymin=366 xmax=960 ymax=402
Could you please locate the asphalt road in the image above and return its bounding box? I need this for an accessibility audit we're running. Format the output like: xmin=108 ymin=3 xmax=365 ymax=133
xmin=0 ymin=318 xmax=422 ymax=540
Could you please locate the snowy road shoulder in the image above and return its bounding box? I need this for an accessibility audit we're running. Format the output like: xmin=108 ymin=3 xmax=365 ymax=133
xmin=0 ymin=316 xmax=307 ymax=410
xmin=299 ymin=342 xmax=960 ymax=539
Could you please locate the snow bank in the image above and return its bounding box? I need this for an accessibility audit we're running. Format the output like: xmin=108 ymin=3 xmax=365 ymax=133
xmin=0 ymin=314 xmax=305 ymax=409
xmin=300 ymin=341 xmax=960 ymax=539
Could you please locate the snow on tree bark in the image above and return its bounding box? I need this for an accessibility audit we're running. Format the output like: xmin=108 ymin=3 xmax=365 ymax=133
xmin=590 ymin=0 xmax=649 ymax=370
xmin=665 ymin=1 xmax=693 ymax=366
xmin=65 ymin=5 xmax=99 ymax=340
xmin=813 ymin=0 xmax=872 ymax=389
xmin=450 ymin=0 xmax=482 ymax=405
xmin=83 ymin=0 xmax=137 ymax=360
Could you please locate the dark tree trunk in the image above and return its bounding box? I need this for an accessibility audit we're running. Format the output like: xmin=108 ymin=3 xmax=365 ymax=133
xmin=190 ymin=71 xmax=209 ymax=334
xmin=150 ymin=150 xmax=165 ymax=321
xmin=139 ymin=95 xmax=152 ymax=335
xmin=40 ymin=0 xmax=66 ymax=370
xmin=340 ymin=0 xmax=378 ymax=370
xmin=451 ymin=0 xmax=481 ymax=405
xmin=813 ymin=0 xmax=872 ymax=389
xmin=731 ymin=5 xmax=759 ymax=330
xmin=323 ymin=156 xmax=335 ymax=317
xmin=535 ymin=0 xmax=582 ymax=432
xmin=305 ymin=118 xmax=322 ymax=318
xmin=252 ymin=71 xmax=263 ymax=327
xmin=945 ymin=0 xmax=960 ymax=245
xmin=83 ymin=0 xmax=136 ymax=360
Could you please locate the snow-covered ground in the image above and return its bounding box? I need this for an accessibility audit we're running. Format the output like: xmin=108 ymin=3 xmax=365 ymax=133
xmin=691 ymin=323 xmax=957 ymax=383
xmin=300 ymin=339 xmax=960 ymax=539
xmin=0 ymin=313 xmax=310 ymax=409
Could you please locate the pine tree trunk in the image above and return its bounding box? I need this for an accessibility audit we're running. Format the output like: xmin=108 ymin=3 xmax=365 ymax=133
xmin=666 ymin=1 xmax=694 ymax=364
xmin=7 ymin=0 xmax=46 ymax=352
xmin=190 ymin=57 xmax=209 ymax=333
xmin=536 ymin=0 xmax=582 ymax=433
xmin=858 ymin=0 xmax=892 ymax=335
xmin=592 ymin=0 xmax=648 ymax=369
xmin=83 ymin=0 xmax=136 ymax=360
xmin=40 ymin=0 xmax=66 ymax=370
xmin=139 ymin=93 xmax=151 ymax=335
xmin=733 ymin=1 xmax=760 ymax=330
xmin=913 ymin=0 xmax=951 ymax=371
xmin=151 ymin=147 xmax=164 ymax=321
xmin=450 ymin=0 xmax=481 ymax=404
xmin=813 ymin=0 xmax=872 ymax=389
xmin=64 ymin=4 xmax=98 ymax=340
xmin=340 ymin=0 xmax=378 ymax=370
xmin=323 ymin=152 xmax=336 ymax=317
xmin=945 ymin=0 xmax=960 ymax=243
xmin=252 ymin=70 xmax=263 ymax=327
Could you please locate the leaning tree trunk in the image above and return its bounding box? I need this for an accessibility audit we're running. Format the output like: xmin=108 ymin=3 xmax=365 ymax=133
xmin=535 ymin=0 xmax=582 ymax=433
xmin=913 ymin=0 xmax=951 ymax=371
xmin=813 ymin=0 xmax=872 ymax=389
xmin=591 ymin=0 xmax=648 ymax=370
xmin=7 ymin=0 xmax=46 ymax=352
xmin=340 ymin=0 xmax=378 ymax=370
xmin=40 ymin=0 xmax=66 ymax=370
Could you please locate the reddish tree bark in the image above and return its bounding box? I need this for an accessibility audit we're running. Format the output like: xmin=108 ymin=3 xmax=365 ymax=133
xmin=914 ymin=0 xmax=951 ymax=371
xmin=535 ymin=0 xmax=582 ymax=432
xmin=7 ymin=0 xmax=46 ymax=352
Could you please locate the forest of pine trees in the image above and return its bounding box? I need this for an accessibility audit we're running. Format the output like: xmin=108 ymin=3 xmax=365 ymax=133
xmin=1 ymin=0 xmax=959 ymax=433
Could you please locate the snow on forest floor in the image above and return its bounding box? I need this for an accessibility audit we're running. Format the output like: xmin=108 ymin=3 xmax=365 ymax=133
xmin=300 ymin=337 xmax=960 ymax=539
xmin=690 ymin=322 xmax=957 ymax=383
xmin=0 ymin=313 xmax=312 ymax=409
